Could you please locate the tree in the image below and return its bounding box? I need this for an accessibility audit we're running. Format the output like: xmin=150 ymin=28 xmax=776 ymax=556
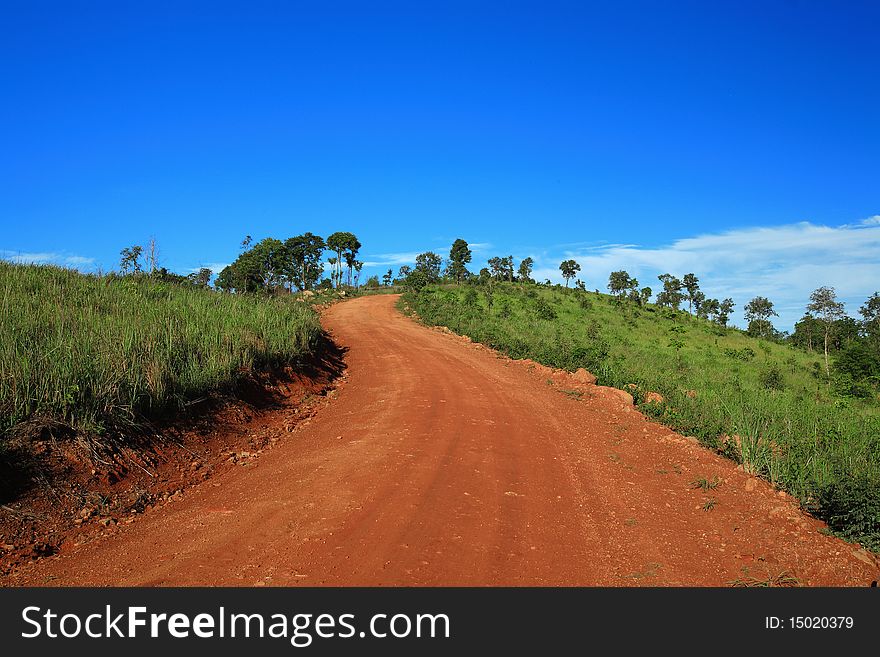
xmin=744 ymin=296 xmax=777 ymax=338
xmin=365 ymin=274 xmax=380 ymax=288
xmin=188 ymin=267 xmax=212 ymax=288
xmin=655 ymin=274 xmax=684 ymax=310
xmin=415 ymin=252 xmax=443 ymax=283
xmin=284 ymin=232 xmax=325 ymax=291
xmin=215 ymin=238 xmax=286 ymax=294
xmin=717 ymin=298 xmax=735 ymax=327
xmin=639 ymin=286 xmax=652 ymax=306
xmin=691 ymin=290 xmax=706 ymax=316
xmin=382 ymin=269 xmax=393 ymax=287
xmin=502 ymin=255 xmax=515 ymax=282
xmin=448 ymin=239 xmax=472 ymax=283
xmin=119 ymin=245 xmax=143 ymax=275
xmin=145 ymin=237 xmax=159 ymax=274
xmin=701 ymin=298 xmax=719 ymax=321
xmin=353 ymin=261 xmax=364 ymax=288
xmin=488 ymin=257 xmax=503 ymax=281
xmin=559 ymin=259 xmax=580 ymax=287
xmin=859 ymin=292 xmax=880 ymax=342
xmin=807 ymin=286 xmax=846 ymax=375
xmin=682 ymin=273 xmax=700 ymax=313
xmin=518 ymin=257 xmax=534 ymax=283
xmin=326 ymin=232 xmax=360 ymax=287
xmin=791 ymin=313 xmax=821 ymax=352
xmin=608 ymin=270 xmax=635 ymax=301
xmin=327 ymin=257 xmax=339 ymax=287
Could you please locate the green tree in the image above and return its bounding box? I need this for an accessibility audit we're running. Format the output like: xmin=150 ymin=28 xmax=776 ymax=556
xmin=859 ymin=292 xmax=880 ymax=342
xmin=448 ymin=238 xmax=472 ymax=283
xmin=718 ymin=298 xmax=735 ymax=326
xmin=326 ymin=231 xmax=361 ymax=287
xmin=187 ymin=267 xmax=212 ymax=288
xmin=119 ymin=245 xmax=143 ymax=275
xmin=744 ymin=296 xmax=777 ymax=338
xmin=502 ymin=255 xmax=514 ymax=282
xmin=807 ymin=286 xmax=846 ymax=375
xmin=608 ymin=270 xmax=635 ymax=301
xmin=656 ymin=274 xmax=684 ymax=310
xmin=639 ymin=286 xmax=652 ymax=306
xmin=518 ymin=257 xmax=534 ymax=283
xmin=382 ymin=269 xmax=393 ymax=286
xmin=559 ymin=259 xmax=580 ymax=287
xmin=791 ymin=313 xmax=822 ymax=352
xmin=216 ymin=238 xmax=287 ymax=294
xmin=284 ymin=232 xmax=325 ymax=291
xmin=415 ymin=252 xmax=443 ymax=283
xmin=682 ymin=273 xmax=700 ymax=313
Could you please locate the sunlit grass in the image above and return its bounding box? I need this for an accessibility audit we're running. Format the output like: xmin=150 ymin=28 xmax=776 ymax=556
xmin=0 ymin=262 xmax=322 ymax=438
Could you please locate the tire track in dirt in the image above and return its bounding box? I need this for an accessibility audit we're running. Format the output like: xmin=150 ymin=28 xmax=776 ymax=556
xmin=4 ymin=294 xmax=877 ymax=586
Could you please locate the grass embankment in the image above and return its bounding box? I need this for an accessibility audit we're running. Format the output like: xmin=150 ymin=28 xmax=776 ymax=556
xmin=1 ymin=262 xmax=323 ymax=441
xmin=404 ymin=283 xmax=880 ymax=550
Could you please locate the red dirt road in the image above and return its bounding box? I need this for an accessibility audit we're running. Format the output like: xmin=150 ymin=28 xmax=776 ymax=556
xmin=6 ymin=295 xmax=878 ymax=586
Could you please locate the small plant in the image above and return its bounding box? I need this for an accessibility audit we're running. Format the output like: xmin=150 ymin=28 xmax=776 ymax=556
xmin=691 ymin=476 xmax=721 ymax=491
xmin=532 ymin=297 xmax=557 ymax=320
xmin=728 ymin=569 xmax=800 ymax=587
xmin=702 ymin=498 xmax=717 ymax=512
xmin=723 ymin=346 xmax=755 ymax=361
xmin=760 ymin=364 xmax=785 ymax=391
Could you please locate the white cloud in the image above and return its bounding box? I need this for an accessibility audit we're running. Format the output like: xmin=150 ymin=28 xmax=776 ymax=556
xmin=186 ymin=262 xmax=229 ymax=274
xmin=359 ymin=251 xmax=424 ymax=268
xmin=527 ymin=217 xmax=880 ymax=331
xmin=0 ymin=250 xmax=95 ymax=268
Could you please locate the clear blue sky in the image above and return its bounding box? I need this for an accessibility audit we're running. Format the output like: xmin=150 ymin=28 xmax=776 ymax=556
xmin=2 ymin=1 xmax=878 ymax=328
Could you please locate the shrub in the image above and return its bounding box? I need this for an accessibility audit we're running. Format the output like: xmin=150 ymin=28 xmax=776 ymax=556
xmin=815 ymin=475 xmax=880 ymax=551
xmin=760 ymin=364 xmax=785 ymax=391
xmin=532 ymin=297 xmax=557 ymax=320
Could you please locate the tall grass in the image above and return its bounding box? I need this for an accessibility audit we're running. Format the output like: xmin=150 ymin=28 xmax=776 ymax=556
xmin=0 ymin=262 xmax=322 ymax=439
xmin=405 ymin=283 xmax=880 ymax=549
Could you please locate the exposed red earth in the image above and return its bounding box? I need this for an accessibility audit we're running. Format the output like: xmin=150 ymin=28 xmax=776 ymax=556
xmin=3 ymin=294 xmax=877 ymax=586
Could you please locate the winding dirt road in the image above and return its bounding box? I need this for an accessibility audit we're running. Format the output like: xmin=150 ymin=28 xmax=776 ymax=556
xmin=8 ymin=295 xmax=879 ymax=586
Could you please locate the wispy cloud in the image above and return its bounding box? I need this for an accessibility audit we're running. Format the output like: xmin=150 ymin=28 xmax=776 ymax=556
xmin=359 ymin=251 xmax=424 ymax=268
xmin=528 ymin=217 xmax=880 ymax=331
xmin=0 ymin=250 xmax=95 ymax=268
xmin=186 ymin=262 xmax=229 ymax=274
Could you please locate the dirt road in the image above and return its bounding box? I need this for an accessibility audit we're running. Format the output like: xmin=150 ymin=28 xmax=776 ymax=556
xmin=7 ymin=295 xmax=878 ymax=585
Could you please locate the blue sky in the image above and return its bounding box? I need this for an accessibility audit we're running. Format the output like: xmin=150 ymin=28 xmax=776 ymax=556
xmin=1 ymin=1 xmax=878 ymax=329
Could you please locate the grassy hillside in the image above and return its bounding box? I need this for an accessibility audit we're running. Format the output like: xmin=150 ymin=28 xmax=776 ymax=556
xmin=404 ymin=283 xmax=880 ymax=549
xmin=1 ymin=262 xmax=322 ymax=441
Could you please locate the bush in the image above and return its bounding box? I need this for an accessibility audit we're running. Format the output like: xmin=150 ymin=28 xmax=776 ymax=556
xmin=816 ymin=475 xmax=880 ymax=551
xmin=724 ymin=347 xmax=755 ymax=361
xmin=532 ymin=297 xmax=557 ymax=320
xmin=759 ymin=364 xmax=785 ymax=391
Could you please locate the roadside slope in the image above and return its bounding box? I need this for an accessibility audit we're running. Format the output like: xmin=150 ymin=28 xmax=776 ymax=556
xmin=4 ymin=294 xmax=877 ymax=585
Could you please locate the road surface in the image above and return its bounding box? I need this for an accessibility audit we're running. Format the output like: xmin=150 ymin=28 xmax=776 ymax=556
xmin=7 ymin=294 xmax=877 ymax=586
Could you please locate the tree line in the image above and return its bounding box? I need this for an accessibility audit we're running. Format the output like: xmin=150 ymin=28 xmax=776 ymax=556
xmin=399 ymin=238 xmax=879 ymax=396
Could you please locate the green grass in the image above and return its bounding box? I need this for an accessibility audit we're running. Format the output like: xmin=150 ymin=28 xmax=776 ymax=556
xmin=404 ymin=282 xmax=880 ymax=549
xmin=1 ymin=262 xmax=323 ymax=440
